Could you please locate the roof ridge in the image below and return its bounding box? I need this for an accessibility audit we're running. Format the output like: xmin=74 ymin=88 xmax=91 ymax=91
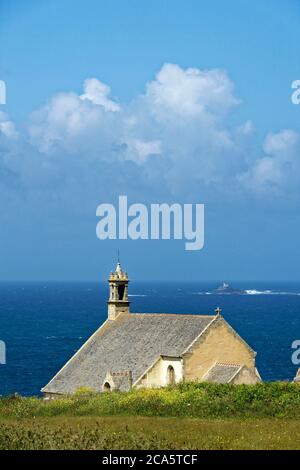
xmin=215 ymin=362 xmax=242 ymax=368
xmin=130 ymin=312 xmax=216 ymax=318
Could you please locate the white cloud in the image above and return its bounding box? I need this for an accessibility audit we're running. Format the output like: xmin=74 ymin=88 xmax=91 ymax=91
xmin=0 ymin=63 xmax=298 ymax=214
xmin=125 ymin=139 xmax=162 ymax=163
xmin=236 ymin=120 xmax=254 ymax=137
xmin=80 ymin=78 xmax=120 ymax=112
xmin=239 ymin=130 xmax=300 ymax=192
xmin=0 ymin=112 xmax=17 ymax=138
xmin=29 ymin=88 xmax=121 ymax=156
xmin=123 ymin=63 xmax=244 ymax=187
xmin=245 ymin=156 xmax=283 ymax=186
xmin=263 ymin=129 xmax=299 ymax=158
xmin=144 ymin=63 xmax=239 ymax=121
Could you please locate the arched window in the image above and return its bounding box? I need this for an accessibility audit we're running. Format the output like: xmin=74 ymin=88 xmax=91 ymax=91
xmin=167 ymin=366 xmax=175 ymax=386
xmin=103 ymin=382 xmax=111 ymax=392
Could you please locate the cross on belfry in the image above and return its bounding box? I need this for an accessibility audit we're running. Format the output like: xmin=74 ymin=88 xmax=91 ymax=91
xmin=215 ymin=307 xmax=222 ymax=316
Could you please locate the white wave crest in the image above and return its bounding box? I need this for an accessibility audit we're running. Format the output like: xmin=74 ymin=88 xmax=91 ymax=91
xmin=128 ymin=294 xmax=147 ymax=297
xmin=245 ymin=290 xmax=299 ymax=295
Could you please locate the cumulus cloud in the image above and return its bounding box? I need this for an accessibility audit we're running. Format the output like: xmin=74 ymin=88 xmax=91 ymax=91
xmin=263 ymin=129 xmax=299 ymax=157
xmin=0 ymin=63 xmax=298 ymax=217
xmin=124 ymin=139 xmax=162 ymax=163
xmin=0 ymin=112 xmax=17 ymax=138
xmin=80 ymin=78 xmax=120 ymax=111
xmin=144 ymin=63 xmax=239 ymax=120
xmin=29 ymin=89 xmax=121 ymax=157
xmin=240 ymin=130 xmax=300 ymax=192
xmin=122 ymin=63 xmax=247 ymax=190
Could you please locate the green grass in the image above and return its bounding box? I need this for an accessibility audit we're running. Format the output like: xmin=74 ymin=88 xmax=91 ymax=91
xmin=0 ymin=416 xmax=300 ymax=450
xmin=1 ymin=383 xmax=300 ymax=449
xmin=1 ymin=382 xmax=300 ymax=419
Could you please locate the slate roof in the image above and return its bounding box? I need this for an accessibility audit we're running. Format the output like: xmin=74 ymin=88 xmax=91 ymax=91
xmin=42 ymin=313 xmax=216 ymax=394
xmin=203 ymin=362 xmax=243 ymax=384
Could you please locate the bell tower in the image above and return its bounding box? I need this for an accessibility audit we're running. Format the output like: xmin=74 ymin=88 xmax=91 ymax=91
xmin=107 ymin=258 xmax=130 ymax=320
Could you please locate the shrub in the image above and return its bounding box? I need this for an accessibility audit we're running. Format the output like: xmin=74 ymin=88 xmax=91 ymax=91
xmin=1 ymin=382 xmax=300 ymax=420
xmin=74 ymin=387 xmax=97 ymax=397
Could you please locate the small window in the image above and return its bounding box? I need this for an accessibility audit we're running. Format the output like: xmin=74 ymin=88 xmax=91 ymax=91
xmin=103 ymin=382 xmax=111 ymax=392
xmin=167 ymin=366 xmax=175 ymax=386
xmin=118 ymin=284 xmax=125 ymax=300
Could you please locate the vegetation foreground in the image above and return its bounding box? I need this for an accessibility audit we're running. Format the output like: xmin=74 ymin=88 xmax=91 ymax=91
xmin=1 ymin=382 xmax=300 ymax=450
xmin=1 ymin=416 xmax=300 ymax=450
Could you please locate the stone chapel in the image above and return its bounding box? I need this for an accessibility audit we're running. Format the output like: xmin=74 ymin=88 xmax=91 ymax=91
xmin=42 ymin=261 xmax=261 ymax=397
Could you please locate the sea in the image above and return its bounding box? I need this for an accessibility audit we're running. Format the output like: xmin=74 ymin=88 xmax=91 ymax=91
xmin=0 ymin=281 xmax=299 ymax=396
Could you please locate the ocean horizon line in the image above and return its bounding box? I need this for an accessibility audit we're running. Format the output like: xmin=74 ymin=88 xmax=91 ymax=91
xmin=0 ymin=279 xmax=300 ymax=284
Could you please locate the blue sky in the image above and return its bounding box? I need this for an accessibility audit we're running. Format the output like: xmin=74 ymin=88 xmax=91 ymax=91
xmin=0 ymin=0 xmax=299 ymax=281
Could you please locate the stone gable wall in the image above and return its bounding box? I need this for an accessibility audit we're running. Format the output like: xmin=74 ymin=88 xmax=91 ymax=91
xmin=183 ymin=317 xmax=255 ymax=381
